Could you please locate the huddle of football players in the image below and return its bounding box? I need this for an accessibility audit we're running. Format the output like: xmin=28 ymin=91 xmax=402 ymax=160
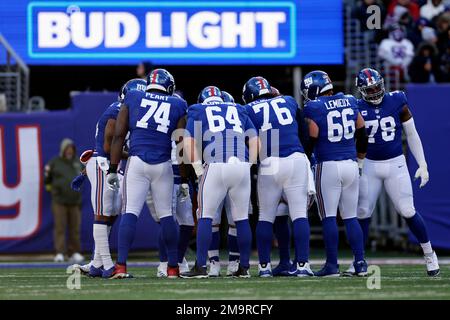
xmin=71 ymin=66 xmax=440 ymax=279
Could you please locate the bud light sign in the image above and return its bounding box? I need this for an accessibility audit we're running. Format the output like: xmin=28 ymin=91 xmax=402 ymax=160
xmin=1 ymin=0 xmax=344 ymax=65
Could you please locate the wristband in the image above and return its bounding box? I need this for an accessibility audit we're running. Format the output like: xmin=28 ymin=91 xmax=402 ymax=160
xmin=108 ymin=164 xmax=118 ymax=174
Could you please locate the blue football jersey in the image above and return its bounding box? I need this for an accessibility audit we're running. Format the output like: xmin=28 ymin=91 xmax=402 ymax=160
xmin=357 ymin=91 xmax=406 ymax=161
xmin=186 ymin=101 xmax=256 ymax=163
xmin=304 ymin=92 xmax=359 ymax=163
xmin=94 ymin=101 xmax=121 ymax=159
xmin=125 ymin=90 xmax=187 ymax=164
xmin=245 ymin=95 xmax=304 ymax=158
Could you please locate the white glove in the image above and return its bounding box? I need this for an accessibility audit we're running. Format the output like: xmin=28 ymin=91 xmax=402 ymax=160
xmin=177 ymin=183 xmax=190 ymax=201
xmin=414 ymin=164 xmax=429 ymax=188
xmin=107 ymin=173 xmax=120 ymax=191
xmin=192 ymin=161 xmax=204 ymax=177
xmin=357 ymin=158 xmax=364 ymax=176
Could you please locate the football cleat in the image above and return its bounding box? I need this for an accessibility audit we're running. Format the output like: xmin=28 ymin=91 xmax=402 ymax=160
xmin=208 ymin=260 xmax=221 ymax=277
xmin=353 ymin=260 xmax=369 ymax=277
xmin=109 ymin=264 xmax=133 ymax=279
xmin=232 ymin=264 xmax=251 ymax=278
xmin=72 ymin=261 xmax=92 ymax=275
xmin=272 ymin=261 xmax=292 ymax=277
xmin=342 ymin=263 xmax=356 ymax=277
xmin=258 ymin=263 xmax=273 ymax=278
xmin=179 ymin=262 xmax=209 ymax=279
xmin=289 ymin=262 xmax=314 ymax=277
xmin=167 ymin=266 xmax=180 ymax=279
xmin=69 ymin=252 xmax=85 ymax=264
xmin=314 ymin=263 xmax=340 ymax=277
xmin=54 ymin=253 xmax=65 ymax=263
xmin=424 ymin=251 xmax=440 ymax=277
xmin=226 ymin=260 xmax=239 ymax=277
xmin=101 ymin=266 xmax=115 ymax=279
xmin=88 ymin=265 xmax=104 ymax=278
xmin=157 ymin=262 xmax=168 ymax=278
xmin=179 ymin=258 xmax=190 ymax=274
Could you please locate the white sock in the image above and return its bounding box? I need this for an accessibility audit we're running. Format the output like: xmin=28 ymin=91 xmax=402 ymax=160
xmin=92 ymin=227 xmax=103 ymax=268
xmin=94 ymin=224 xmax=114 ymax=270
xmin=420 ymin=241 xmax=433 ymax=255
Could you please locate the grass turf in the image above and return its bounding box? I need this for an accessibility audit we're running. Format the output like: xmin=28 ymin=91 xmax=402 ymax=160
xmin=0 ymin=264 xmax=448 ymax=300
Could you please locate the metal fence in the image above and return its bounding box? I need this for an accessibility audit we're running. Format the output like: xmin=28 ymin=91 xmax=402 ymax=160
xmin=0 ymin=33 xmax=29 ymax=112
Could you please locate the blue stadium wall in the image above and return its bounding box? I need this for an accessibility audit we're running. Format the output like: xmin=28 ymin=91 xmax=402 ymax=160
xmin=0 ymin=84 xmax=449 ymax=253
xmin=0 ymin=92 xmax=159 ymax=253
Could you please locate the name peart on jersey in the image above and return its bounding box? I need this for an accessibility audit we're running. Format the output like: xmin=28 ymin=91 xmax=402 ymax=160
xmin=245 ymin=95 xmax=304 ymax=158
xmin=357 ymin=91 xmax=406 ymax=161
xmin=125 ymin=90 xmax=187 ymax=164
xmin=94 ymin=101 xmax=121 ymax=159
xmin=304 ymin=92 xmax=359 ymax=163
xmin=186 ymin=101 xmax=256 ymax=163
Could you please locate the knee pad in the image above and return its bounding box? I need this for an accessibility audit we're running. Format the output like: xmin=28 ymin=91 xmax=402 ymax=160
xmin=398 ymin=202 xmax=416 ymax=218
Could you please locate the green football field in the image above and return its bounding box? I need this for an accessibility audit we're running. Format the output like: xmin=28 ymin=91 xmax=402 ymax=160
xmin=1 ymin=262 xmax=449 ymax=300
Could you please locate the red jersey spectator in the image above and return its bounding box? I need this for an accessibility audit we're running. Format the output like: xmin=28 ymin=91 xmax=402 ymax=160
xmin=388 ymin=0 xmax=421 ymax=21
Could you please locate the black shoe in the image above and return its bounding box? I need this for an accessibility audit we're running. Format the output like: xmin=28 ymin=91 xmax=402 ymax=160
xmin=179 ymin=262 xmax=209 ymax=279
xmin=232 ymin=264 xmax=251 ymax=278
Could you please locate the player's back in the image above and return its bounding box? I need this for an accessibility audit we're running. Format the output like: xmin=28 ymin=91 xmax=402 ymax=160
xmin=94 ymin=101 xmax=121 ymax=158
xmin=245 ymin=95 xmax=304 ymax=158
xmin=125 ymin=89 xmax=187 ymax=164
xmin=357 ymin=91 xmax=406 ymax=161
xmin=186 ymin=101 xmax=255 ymax=164
xmin=304 ymin=92 xmax=359 ymax=163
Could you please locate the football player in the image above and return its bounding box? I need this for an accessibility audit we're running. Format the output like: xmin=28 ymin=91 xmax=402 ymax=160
xmin=301 ymin=70 xmax=369 ymax=277
xmin=244 ymin=76 xmax=315 ymax=277
xmin=72 ymin=79 xmax=146 ymax=277
xmin=207 ymin=90 xmax=240 ymax=277
xmin=148 ymin=140 xmax=193 ymax=278
xmin=180 ymin=86 xmax=259 ymax=278
xmin=107 ymin=69 xmax=188 ymax=278
xmin=353 ymin=67 xmax=439 ymax=277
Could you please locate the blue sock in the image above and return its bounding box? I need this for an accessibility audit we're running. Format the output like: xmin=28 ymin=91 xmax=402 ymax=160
xmin=178 ymin=225 xmax=193 ymax=263
xmin=358 ymin=218 xmax=371 ymax=246
xmin=117 ymin=213 xmax=138 ymax=265
xmin=256 ymin=220 xmax=273 ymax=265
xmin=273 ymin=216 xmax=291 ymax=265
xmin=208 ymin=227 xmax=220 ymax=262
xmin=236 ymin=219 xmax=252 ymax=268
xmin=196 ymin=218 xmax=213 ymax=268
xmin=160 ymin=216 xmax=179 ymax=267
xmin=228 ymin=228 xmax=240 ymax=261
xmin=343 ymin=218 xmax=365 ymax=262
xmin=405 ymin=213 xmax=429 ymax=243
xmin=158 ymin=228 xmax=168 ymax=262
xmin=292 ymin=218 xmax=310 ymax=264
xmin=321 ymin=217 xmax=338 ymax=265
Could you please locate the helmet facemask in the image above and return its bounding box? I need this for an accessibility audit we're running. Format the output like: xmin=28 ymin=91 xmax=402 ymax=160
xmin=359 ymin=78 xmax=385 ymax=105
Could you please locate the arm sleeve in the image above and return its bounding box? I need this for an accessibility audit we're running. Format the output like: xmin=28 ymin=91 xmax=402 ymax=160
xmin=296 ymin=108 xmax=310 ymax=156
xmin=403 ymin=117 xmax=427 ymax=167
xmin=355 ymin=126 xmax=368 ymax=154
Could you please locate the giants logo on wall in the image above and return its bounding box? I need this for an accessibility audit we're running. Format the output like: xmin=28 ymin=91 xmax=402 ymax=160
xmin=0 ymin=125 xmax=42 ymax=239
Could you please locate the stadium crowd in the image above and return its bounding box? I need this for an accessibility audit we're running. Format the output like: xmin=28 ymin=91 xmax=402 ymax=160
xmin=352 ymin=0 xmax=450 ymax=82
